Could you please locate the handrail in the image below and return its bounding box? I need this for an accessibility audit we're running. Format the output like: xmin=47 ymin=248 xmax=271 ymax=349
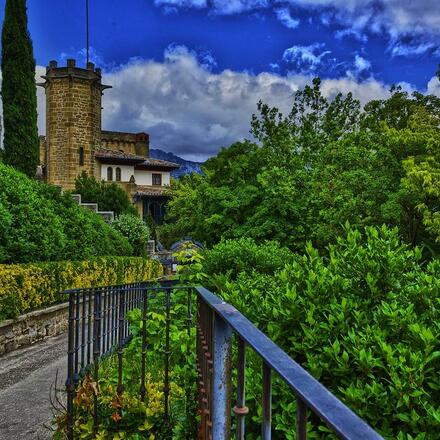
xmin=62 ymin=281 xmax=384 ymax=440
xmin=196 ymin=286 xmax=383 ymax=440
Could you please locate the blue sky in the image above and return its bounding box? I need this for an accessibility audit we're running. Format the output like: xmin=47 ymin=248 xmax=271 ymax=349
xmin=1 ymin=0 xmax=440 ymax=160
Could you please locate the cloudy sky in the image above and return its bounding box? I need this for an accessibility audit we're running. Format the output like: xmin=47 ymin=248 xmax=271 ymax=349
xmin=1 ymin=0 xmax=440 ymax=160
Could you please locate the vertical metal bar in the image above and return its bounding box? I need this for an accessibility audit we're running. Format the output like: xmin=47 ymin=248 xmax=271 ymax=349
xmin=93 ymin=288 xmax=102 ymax=436
xmin=66 ymin=293 xmax=76 ymax=440
xmin=117 ymin=286 xmax=125 ymax=396
xmin=297 ymin=398 xmax=307 ymax=440
xmin=80 ymin=289 xmax=86 ymax=369
xmin=164 ymin=287 xmax=171 ymax=427
xmin=186 ymin=287 xmax=193 ymax=440
xmin=212 ymin=313 xmax=232 ymax=440
xmin=87 ymin=289 xmax=92 ymax=366
xmin=74 ymin=290 xmax=80 ymax=382
xmin=102 ymin=286 xmax=107 ymax=354
xmin=106 ymin=286 xmax=111 ymax=352
xmin=111 ymin=285 xmax=116 ymax=347
xmin=262 ymin=362 xmax=272 ymax=440
xmin=234 ymin=337 xmax=248 ymax=440
xmin=140 ymin=287 xmax=148 ymax=401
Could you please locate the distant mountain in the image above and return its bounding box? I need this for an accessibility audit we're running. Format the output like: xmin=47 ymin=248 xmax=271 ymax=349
xmin=150 ymin=148 xmax=204 ymax=178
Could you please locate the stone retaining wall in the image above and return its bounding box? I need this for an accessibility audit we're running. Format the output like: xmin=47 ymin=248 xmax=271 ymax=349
xmin=0 ymin=302 xmax=69 ymax=355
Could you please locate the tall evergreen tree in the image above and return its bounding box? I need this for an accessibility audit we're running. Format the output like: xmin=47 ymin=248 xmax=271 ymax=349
xmin=1 ymin=0 xmax=39 ymax=177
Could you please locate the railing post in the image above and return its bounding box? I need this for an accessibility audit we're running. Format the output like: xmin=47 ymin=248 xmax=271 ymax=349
xmin=93 ymin=288 xmax=102 ymax=436
xmin=117 ymin=286 xmax=125 ymax=396
xmin=66 ymin=292 xmax=76 ymax=440
xmin=233 ymin=337 xmax=248 ymax=440
xmin=140 ymin=286 xmax=148 ymax=402
xmin=297 ymin=398 xmax=307 ymax=440
xmin=212 ymin=313 xmax=232 ymax=439
xmin=262 ymin=362 xmax=272 ymax=440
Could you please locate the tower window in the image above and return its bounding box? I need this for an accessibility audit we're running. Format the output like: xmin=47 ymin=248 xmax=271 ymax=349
xmin=107 ymin=167 xmax=113 ymax=181
xmin=116 ymin=167 xmax=121 ymax=182
xmin=79 ymin=147 xmax=84 ymax=166
xmin=152 ymin=173 xmax=162 ymax=186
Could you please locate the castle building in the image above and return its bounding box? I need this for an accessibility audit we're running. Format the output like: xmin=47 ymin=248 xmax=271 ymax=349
xmin=38 ymin=59 xmax=179 ymax=223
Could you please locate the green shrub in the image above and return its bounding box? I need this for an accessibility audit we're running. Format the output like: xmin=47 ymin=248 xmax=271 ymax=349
xmin=202 ymin=237 xmax=294 ymax=279
xmin=112 ymin=214 xmax=150 ymax=256
xmin=75 ymin=172 xmax=138 ymax=216
xmin=0 ymin=163 xmax=132 ymax=263
xmin=0 ymin=257 xmax=162 ymax=321
xmin=209 ymin=226 xmax=440 ymax=439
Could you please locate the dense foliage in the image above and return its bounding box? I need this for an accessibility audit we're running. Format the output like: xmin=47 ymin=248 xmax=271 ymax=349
xmin=201 ymin=237 xmax=293 ymax=279
xmin=0 ymin=163 xmax=133 ymax=263
xmin=162 ymin=79 xmax=440 ymax=253
xmin=112 ymin=214 xmax=150 ymax=256
xmin=75 ymin=172 xmax=138 ymax=216
xmin=0 ymin=257 xmax=162 ymax=320
xmin=1 ymin=0 xmax=39 ymax=177
xmin=199 ymin=227 xmax=440 ymax=439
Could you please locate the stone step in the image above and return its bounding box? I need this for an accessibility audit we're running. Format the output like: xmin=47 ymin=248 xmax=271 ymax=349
xmin=81 ymin=203 xmax=98 ymax=212
xmin=97 ymin=211 xmax=115 ymax=223
xmin=71 ymin=193 xmax=82 ymax=204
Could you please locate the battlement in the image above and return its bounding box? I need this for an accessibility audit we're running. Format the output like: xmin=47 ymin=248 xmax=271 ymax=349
xmin=39 ymin=59 xmax=111 ymax=91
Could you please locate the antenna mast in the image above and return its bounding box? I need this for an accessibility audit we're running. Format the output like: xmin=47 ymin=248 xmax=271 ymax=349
xmin=86 ymin=0 xmax=89 ymax=65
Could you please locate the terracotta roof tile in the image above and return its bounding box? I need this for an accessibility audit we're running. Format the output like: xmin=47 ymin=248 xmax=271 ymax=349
xmin=95 ymin=149 xmax=145 ymax=162
xmin=136 ymin=158 xmax=180 ymax=170
xmin=135 ymin=185 xmax=172 ymax=196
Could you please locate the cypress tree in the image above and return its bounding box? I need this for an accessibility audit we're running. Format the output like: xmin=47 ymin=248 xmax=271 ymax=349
xmin=1 ymin=0 xmax=39 ymax=177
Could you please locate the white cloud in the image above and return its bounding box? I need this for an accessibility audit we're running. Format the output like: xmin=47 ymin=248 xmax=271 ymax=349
xmin=427 ymin=75 xmax=440 ymax=96
xmin=274 ymin=7 xmax=300 ymax=29
xmin=282 ymin=43 xmax=331 ymax=72
xmin=335 ymin=28 xmax=368 ymax=42
xmin=353 ymin=55 xmax=371 ymax=72
xmin=100 ymin=46 xmax=392 ymax=160
xmin=154 ymin=0 xmax=440 ymax=42
xmin=390 ymin=42 xmax=437 ymax=57
xmin=5 ymin=49 xmax=438 ymax=161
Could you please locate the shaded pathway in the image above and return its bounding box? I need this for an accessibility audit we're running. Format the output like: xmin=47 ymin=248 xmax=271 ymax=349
xmin=0 ymin=333 xmax=67 ymax=439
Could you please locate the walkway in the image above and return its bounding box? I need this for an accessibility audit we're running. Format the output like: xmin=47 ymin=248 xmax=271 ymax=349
xmin=0 ymin=333 xmax=67 ymax=440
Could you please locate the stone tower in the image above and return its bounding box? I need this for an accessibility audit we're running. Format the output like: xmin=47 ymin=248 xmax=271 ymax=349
xmin=40 ymin=59 xmax=111 ymax=189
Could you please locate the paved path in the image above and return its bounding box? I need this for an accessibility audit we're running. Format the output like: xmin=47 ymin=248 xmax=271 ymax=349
xmin=0 ymin=333 xmax=68 ymax=440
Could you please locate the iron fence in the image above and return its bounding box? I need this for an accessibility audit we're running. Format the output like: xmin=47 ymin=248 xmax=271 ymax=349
xmin=63 ymin=281 xmax=384 ymax=440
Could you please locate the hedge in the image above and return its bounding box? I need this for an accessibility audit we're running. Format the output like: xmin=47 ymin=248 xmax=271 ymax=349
xmin=0 ymin=257 xmax=163 ymax=321
xmin=0 ymin=163 xmax=133 ymax=263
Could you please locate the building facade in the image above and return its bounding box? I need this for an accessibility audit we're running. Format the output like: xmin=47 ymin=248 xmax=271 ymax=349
xmin=38 ymin=59 xmax=179 ymax=223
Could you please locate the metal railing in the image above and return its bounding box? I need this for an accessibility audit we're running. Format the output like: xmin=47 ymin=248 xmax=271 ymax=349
xmin=64 ymin=281 xmax=384 ymax=440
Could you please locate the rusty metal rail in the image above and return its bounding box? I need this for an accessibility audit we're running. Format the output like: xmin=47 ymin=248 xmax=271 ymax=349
xmin=195 ymin=286 xmax=384 ymax=440
xmin=63 ymin=281 xmax=384 ymax=440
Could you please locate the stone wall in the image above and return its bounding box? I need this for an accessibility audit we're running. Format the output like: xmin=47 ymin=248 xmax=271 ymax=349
xmin=0 ymin=302 xmax=68 ymax=355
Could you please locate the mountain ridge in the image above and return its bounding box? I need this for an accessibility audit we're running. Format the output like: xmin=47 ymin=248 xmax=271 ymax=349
xmin=149 ymin=148 xmax=203 ymax=178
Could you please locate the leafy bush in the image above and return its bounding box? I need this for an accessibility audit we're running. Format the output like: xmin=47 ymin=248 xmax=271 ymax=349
xmin=202 ymin=237 xmax=294 ymax=279
xmin=0 ymin=257 xmax=162 ymax=320
xmin=0 ymin=163 xmax=133 ymax=263
xmin=112 ymin=214 xmax=150 ymax=256
xmin=75 ymin=172 xmax=138 ymax=216
xmin=212 ymin=225 xmax=440 ymax=439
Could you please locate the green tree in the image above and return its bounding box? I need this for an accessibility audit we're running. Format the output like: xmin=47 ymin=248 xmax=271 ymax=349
xmin=75 ymin=172 xmax=138 ymax=216
xmin=1 ymin=0 xmax=39 ymax=177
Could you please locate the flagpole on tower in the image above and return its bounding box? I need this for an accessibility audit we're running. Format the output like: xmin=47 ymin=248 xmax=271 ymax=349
xmin=86 ymin=0 xmax=89 ymax=65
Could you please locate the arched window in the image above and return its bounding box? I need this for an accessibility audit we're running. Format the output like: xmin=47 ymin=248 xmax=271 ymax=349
xmin=79 ymin=147 xmax=84 ymax=166
xmin=115 ymin=167 xmax=121 ymax=182
xmin=107 ymin=167 xmax=113 ymax=181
